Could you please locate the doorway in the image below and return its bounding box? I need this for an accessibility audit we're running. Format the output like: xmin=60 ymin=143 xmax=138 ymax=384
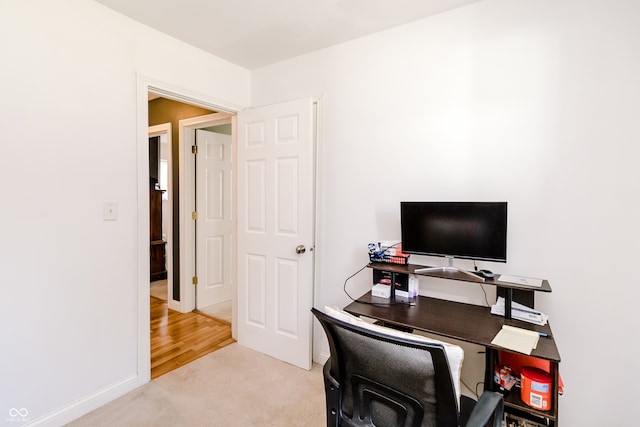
xmin=148 ymin=97 xmax=218 ymax=312
xmin=147 ymin=94 xmax=236 ymax=377
xmin=148 ymin=106 xmax=234 ymax=304
xmin=193 ymin=125 xmax=234 ymax=323
xmin=137 ymin=79 xmax=243 ymax=384
xmin=178 ymin=112 xmax=235 ymax=320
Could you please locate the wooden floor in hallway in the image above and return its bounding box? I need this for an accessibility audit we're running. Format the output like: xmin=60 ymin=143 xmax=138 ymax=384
xmin=150 ymin=296 xmax=235 ymax=379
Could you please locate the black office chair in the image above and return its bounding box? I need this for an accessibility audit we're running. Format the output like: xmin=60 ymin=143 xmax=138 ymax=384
xmin=312 ymin=307 xmax=503 ymax=427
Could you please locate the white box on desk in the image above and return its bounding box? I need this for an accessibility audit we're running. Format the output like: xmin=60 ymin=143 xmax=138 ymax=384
xmin=372 ymin=283 xmax=391 ymax=298
xmin=371 ymin=274 xmax=418 ymax=299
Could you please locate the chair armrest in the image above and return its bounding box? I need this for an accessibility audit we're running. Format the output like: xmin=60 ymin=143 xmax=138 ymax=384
xmin=464 ymin=391 xmax=504 ymax=427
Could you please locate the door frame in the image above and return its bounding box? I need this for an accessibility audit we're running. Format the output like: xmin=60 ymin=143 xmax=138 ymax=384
xmin=136 ymin=75 xmax=242 ymax=385
xmin=148 ymin=123 xmax=175 ymax=308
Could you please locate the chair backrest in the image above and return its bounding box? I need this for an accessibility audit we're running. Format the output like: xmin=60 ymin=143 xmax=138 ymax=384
xmin=313 ymin=307 xmax=463 ymax=427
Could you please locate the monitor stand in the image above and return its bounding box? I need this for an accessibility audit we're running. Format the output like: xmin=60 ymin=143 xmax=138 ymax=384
xmin=414 ymin=257 xmax=484 ymax=282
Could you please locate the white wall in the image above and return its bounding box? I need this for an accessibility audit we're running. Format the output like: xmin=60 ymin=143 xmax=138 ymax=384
xmin=252 ymin=0 xmax=640 ymax=425
xmin=0 ymin=0 xmax=249 ymax=425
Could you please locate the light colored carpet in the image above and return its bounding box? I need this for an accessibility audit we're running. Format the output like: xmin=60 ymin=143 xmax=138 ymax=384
xmin=67 ymin=343 xmax=325 ymax=427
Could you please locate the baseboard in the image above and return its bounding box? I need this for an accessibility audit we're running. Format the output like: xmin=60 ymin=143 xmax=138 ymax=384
xmin=315 ymin=349 xmax=330 ymax=365
xmin=28 ymin=374 xmax=139 ymax=426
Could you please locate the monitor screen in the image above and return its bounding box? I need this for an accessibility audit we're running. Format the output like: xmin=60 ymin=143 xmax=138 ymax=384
xmin=400 ymin=202 xmax=507 ymax=263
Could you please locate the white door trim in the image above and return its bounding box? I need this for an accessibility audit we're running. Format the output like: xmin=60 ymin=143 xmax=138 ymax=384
xmin=136 ymin=74 xmax=243 ymax=386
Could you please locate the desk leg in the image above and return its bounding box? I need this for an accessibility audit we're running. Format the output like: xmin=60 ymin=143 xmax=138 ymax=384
xmin=390 ymin=272 xmax=396 ymax=299
xmin=504 ymin=288 xmax=513 ymax=320
xmin=485 ymin=347 xmax=496 ymax=392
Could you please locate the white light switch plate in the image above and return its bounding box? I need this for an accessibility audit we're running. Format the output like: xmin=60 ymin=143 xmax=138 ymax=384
xmin=103 ymin=202 xmax=118 ymax=221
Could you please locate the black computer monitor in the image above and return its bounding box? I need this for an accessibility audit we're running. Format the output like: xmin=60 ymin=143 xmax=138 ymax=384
xmin=400 ymin=201 xmax=507 ymax=263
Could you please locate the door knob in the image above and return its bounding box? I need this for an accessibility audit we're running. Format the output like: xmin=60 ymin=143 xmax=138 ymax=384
xmin=295 ymin=245 xmax=306 ymax=254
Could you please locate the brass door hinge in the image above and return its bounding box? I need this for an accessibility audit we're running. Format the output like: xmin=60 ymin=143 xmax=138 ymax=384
xmin=192 ymin=276 xmax=198 ymax=285
xmin=192 ymin=211 xmax=198 ymax=220
xmin=192 ymin=145 xmax=198 ymax=154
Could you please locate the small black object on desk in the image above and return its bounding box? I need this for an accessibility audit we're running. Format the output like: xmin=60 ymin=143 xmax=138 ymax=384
xmin=475 ymin=269 xmax=495 ymax=279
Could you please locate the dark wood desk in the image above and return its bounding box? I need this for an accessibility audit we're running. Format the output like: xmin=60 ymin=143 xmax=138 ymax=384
xmin=344 ymin=292 xmax=561 ymax=425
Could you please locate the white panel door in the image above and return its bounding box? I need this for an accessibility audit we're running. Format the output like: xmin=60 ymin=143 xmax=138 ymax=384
xmin=195 ymin=129 xmax=233 ymax=309
xmin=237 ymin=98 xmax=315 ymax=370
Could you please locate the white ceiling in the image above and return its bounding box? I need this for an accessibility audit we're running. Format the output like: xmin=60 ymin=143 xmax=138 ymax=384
xmin=95 ymin=0 xmax=481 ymax=69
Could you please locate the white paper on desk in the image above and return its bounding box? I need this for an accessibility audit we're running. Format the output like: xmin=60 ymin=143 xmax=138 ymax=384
xmin=491 ymin=325 xmax=540 ymax=355
xmin=491 ymin=297 xmax=549 ymax=326
xmin=497 ymin=274 xmax=543 ymax=287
